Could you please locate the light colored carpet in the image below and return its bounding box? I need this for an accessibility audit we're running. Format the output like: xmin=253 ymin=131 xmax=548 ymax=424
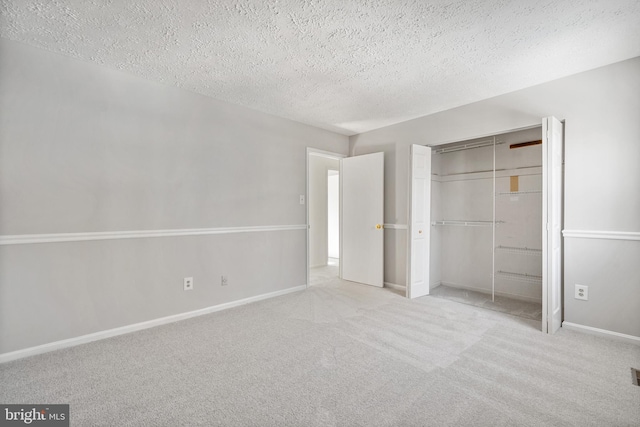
xmin=1 ymin=275 xmax=639 ymax=426
xmin=430 ymin=284 xmax=543 ymax=322
xmin=310 ymin=264 xmax=340 ymax=286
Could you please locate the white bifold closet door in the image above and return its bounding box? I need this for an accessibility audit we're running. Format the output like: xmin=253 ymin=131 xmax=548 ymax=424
xmin=542 ymin=116 xmax=564 ymax=334
xmin=407 ymin=144 xmax=431 ymax=299
xmin=341 ymin=152 xmax=384 ymax=287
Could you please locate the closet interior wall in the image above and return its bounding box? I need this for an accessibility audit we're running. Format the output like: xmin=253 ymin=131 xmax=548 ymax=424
xmin=429 ymin=127 xmax=543 ymax=303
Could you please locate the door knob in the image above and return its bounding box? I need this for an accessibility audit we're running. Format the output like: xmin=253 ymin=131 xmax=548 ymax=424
xmin=418 ymin=230 xmax=422 ymax=234
xmin=376 ymin=224 xmax=383 ymax=229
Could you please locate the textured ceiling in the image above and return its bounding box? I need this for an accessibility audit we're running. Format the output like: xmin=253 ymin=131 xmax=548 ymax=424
xmin=1 ymin=0 xmax=640 ymax=135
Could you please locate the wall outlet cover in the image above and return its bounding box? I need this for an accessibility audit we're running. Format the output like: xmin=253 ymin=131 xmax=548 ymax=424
xmin=184 ymin=277 xmax=194 ymax=291
xmin=574 ymin=284 xmax=588 ymax=300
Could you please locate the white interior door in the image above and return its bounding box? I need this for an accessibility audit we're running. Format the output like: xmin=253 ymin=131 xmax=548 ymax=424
xmin=407 ymin=145 xmax=432 ymax=299
xmin=542 ymin=116 xmax=564 ymax=333
xmin=341 ymin=152 xmax=384 ymax=287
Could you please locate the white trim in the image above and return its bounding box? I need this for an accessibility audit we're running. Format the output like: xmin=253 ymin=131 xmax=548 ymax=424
xmin=307 ymin=148 xmax=347 ymax=161
xmin=384 ymin=282 xmax=406 ymax=291
xmin=0 ymin=285 xmax=306 ymax=364
xmin=0 ymin=225 xmax=307 ymax=246
xmin=562 ymin=322 xmax=640 ymax=345
xmin=383 ymin=224 xmax=408 ymax=230
xmin=562 ymin=230 xmax=640 ymax=241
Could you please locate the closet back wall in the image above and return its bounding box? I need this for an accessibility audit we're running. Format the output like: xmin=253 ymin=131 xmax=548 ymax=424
xmin=434 ymin=142 xmax=495 ymax=294
xmin=0 ymin=39 xmax=349 ymax=355
xmin=429 ymin=127 xmax=543 ymax=302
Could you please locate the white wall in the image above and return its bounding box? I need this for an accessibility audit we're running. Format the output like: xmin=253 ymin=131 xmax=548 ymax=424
xmin=327 ymin=172 xmax=340 ymax=259
xmin=309 ymin=155 xmax=340 ymax=267
xmin=351 ymin=57 xmax=640 ymax=338
xmin=0 ymin=39 xmax=348 ymax=355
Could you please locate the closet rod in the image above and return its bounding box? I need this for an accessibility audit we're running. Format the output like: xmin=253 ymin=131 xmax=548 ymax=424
xmin=435 ymin=164 xmax=543 ymax=178
xmin=434 ymin=140 xmax=505 ymax=154
xmin=496 ymin=190 xmax=542 ymax=195
xmin=431 ymin=220 xmax=504 ymax=227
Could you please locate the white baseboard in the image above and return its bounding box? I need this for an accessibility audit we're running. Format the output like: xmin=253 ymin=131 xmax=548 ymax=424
xmin=562 ymin=322 xmax=640 ymax=345
xmin=384 ymin=282 xmax=406 ymax=291
xmin=0 ymin=285 xmax=306 ymax=364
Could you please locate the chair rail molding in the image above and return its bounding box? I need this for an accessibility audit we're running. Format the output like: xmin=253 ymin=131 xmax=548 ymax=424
xmin=562 ymin=230 xmax=640 ymax=241
xmin=0 ymin=225 xmax=307 ymax=246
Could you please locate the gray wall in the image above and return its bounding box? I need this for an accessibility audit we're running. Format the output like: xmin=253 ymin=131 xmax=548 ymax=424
xmin=309 ymin=155 xmax=339 ymax=268
xmin=0 ymin=39 xmax=348 ymax=354
xmin=351 ymin=57 xmax=640 ymax=338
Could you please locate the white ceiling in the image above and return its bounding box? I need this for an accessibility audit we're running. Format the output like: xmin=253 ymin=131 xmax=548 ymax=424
xmin=2 ymin=1 xmax=639 ymax=136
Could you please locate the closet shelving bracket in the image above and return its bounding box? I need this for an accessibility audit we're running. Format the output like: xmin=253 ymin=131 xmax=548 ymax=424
xmin=495 ymin=246 xmax=542 ymax=256
xmin=496 ymin=271 xmax=542 ymax=284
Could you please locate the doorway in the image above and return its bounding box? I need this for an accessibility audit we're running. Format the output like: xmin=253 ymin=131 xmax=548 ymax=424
xmin=306 ymin=148 xmax=386 ymax=289
xmin=307 ymin=149 xmax=344 ymax=286
xmin=327 ymin=170 xmax=340 ymax=267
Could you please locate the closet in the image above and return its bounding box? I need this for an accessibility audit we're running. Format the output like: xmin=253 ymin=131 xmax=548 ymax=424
xmin=429 ymin=127 xmax=544 ymax=321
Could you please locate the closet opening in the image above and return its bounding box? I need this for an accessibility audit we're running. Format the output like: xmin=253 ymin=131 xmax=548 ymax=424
xmin=429 ymin=126 xmax=544 ymax=323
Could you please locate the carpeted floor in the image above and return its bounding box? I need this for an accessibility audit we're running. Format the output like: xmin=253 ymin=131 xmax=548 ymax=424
xmin=309 ymin=263 xmax=340 ymax=286
xmin=430 ymin=284 xmax=543 ymax=322
xmin=1 ymin=274 xmax=639 ymax=426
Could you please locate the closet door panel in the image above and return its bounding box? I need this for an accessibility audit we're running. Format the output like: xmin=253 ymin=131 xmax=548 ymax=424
xmin=542 ymin=116 xmax=564 ymax=334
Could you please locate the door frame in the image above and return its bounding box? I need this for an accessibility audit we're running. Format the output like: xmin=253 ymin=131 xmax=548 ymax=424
xmin=407 ymin=119 xmax=564 ymax=333
xmin=306 ymin=148 xmax=346 ymax=288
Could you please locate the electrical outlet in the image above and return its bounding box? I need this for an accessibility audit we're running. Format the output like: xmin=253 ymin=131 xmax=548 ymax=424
xmin=221 ymin=275 xmax=228 ymax=286
xmin=184 ymin=277 xmax=193 ymax=291
xmin=574 ymin=284 xmax=588 ymax=300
